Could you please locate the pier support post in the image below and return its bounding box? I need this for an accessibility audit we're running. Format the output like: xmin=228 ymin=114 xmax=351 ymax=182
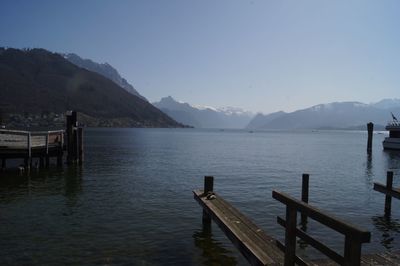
xmin=385 ymin=171 xmax=394 ymax=217
xmin=301 ymin=173 xmax=309 ymax=227
xmin=1 ymin=158 xmax=5 ymax=171
xmin=66 ymin=111 xmax=77 ymax=164
xmin=78 ymin=127 xmax=84 ymax=165
xmin=202 ymin=176 xmax=214 ymax=225
xmin=367 ymin=122 xmax=374 ymax=152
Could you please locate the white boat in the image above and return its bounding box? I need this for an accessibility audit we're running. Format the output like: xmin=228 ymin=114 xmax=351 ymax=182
xmin=383 ymin=115 xmax=400 ymax=150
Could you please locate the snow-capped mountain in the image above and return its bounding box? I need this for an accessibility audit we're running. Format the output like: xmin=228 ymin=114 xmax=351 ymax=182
xmin=246 ymin=100 xmax=400 ymax=130
xmin=153 ymin=96 xmax=254 ymax=128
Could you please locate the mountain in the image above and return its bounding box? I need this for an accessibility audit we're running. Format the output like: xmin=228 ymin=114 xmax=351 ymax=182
xmin=63 ymin=53 xmax=146 ymax=100
xmin=247 ymin=101 xmax=400 ymax=130
xmin=372 ymin=98 xmax=400 ymax=109
xmin=153 ymin=96 xmax=254 ymax=128
xmin=0 ymin=47 xmax=183 ymax=128
xmin=246 ymin=111 xmax=286 ymax=129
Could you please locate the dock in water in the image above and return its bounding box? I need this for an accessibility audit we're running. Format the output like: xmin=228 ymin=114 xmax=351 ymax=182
xmin=0 ymin=110 xmax=83 ymax=171
xmin=194 ymin=175 xmax=400 ymax=265
xmin=0 ymin=129 xmax=64 ymax=169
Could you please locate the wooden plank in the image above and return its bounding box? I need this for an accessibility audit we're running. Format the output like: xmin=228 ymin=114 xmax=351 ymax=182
xmin=193 ymin=190 xmax=284 ymax=265
xmin=272 ymin=191 xmax=371 ymax=243
xmin=373 ymin=183 xmax=400 ymax=200
xmin=196 ymin=191 xmax=283 ymax=265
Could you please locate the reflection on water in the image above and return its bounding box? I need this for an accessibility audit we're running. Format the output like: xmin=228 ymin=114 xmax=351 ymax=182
xmin=365 ymin=152 xmax=373 ymax=186
xmin=384 ymin=150 xmax=400 ymax=173
xmin=0 ymin=166 xmax=83 ymax=203
xmin=372 ymin=215 xmax=400 ymax=250
xmin=193 ymin=223 xmax=237 ymax=266
xmin=2 ymin=128 xmax=400 ymax=264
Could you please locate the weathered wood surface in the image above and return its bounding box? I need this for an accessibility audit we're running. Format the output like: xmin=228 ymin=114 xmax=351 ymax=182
xmin=0 ymin=130 xmax=63 ymax=149
xmin=193 ymin=189 xmax=284 ymax=265
xmin=311 ymin=250 xmax=400 ymax=265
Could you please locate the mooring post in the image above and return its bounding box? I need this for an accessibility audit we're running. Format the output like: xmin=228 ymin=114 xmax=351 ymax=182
xmin=25 ymin=132 xmax=32 ymax=171
xmin=66 ymin=111 xmax=73 ymax=164
xmin=202 ymin=176 xmax=214 ymax=224
xmin=73 ymin=128 xmax=78 ymax=162
xmin=367 ymin=122 xmax=374 ymax=152
xmin=45 ymin=132 xmax=50 ymax=167
xmin=66 ymin=111 xmax=78 ymax=164
xmin=384 ymin=171 xmax=394 ymax=217
xmin=301 ymin=173 xmax=309 ymax=226
xmin=72 ymin=111 xmax=78 ymax=163
xmin=78 ymin=127 xmax=83 ymax=165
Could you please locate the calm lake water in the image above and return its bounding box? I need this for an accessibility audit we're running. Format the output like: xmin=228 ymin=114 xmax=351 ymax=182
xmin=1 ymin=128 xmax=400 ymax=265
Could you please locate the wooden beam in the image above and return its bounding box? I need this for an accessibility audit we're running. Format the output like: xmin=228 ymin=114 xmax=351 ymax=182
xmin=272 ymin=191 xmax=371 ymax=243
xmin=373 ymin=183 xmax=400 ymax=200
xmin=194 ymin=190 xmax=284 ymax=265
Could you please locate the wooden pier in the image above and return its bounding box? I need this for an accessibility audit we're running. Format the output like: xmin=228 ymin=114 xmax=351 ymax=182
xmin=0 ymin=111 xmax=83 ymax=171
xmin=194 ymin=175 xmax=400 ymax=265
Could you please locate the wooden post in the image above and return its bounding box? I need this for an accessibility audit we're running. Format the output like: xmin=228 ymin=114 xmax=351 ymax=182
xmin=78 ymin=127 xmax=83 ymax=165
xmin=25 ymin=132 xmax=31 ymax=170
xmin=344 ymin=236 xmax=362 ymax=266
xmin=73 ymin=128 xmax=78 ymax=162
xmin=202 ymin=176 xmax=214 ymax=225
xmin=66 ymin=111 xmax=73 ymax=164
xmin=385 ymin=171 xmax=394 ymax=217
xmin=284 ymin=205 xmax=297 ymax=266
xmin=57 ymin=132 xmax=63 ymax=167
xmin=204 ymin=176 xmax=214 ymax=194
xmin=301 ymin=174 xmax=309 ymax=226
xmin=1 ymin=158 xmax=5 ymax=171
xmin=45 ymin=133 xmax=49 ymax=167
xmin=367 ymin=122 xmax=373 ymax=152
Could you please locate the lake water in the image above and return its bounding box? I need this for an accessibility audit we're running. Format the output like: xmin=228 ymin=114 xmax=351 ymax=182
xmin=1 ymin=128 xmax=400 ymax=265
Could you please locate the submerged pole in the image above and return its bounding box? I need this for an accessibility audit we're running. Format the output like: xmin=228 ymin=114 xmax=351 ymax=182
xmin=367 ymin=122 xmax=374 ymax=152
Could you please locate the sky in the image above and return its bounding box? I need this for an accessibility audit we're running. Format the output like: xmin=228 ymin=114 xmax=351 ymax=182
xmin=1 ymin=0 xmax=399 ymax=114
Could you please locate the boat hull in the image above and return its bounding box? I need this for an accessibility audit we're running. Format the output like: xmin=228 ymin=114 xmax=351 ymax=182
xmin=383 ymin=137 xmax=400 ymax=150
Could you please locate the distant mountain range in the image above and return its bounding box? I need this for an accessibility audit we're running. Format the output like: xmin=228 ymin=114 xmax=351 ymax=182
xmin=0 ymin=47 xmax=183 ymax=128
xmin=153 ymin=96 xmax=254 ymax=128
xmin=247 ymin=100 xmax=400 ymax=130
xmin=63 ymin=53 xmax=147 ymax=100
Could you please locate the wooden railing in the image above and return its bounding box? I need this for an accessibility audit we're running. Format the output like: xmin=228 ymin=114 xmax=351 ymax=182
xmin=373 ymin=171 xmax=399 ymax=216
xmin=0 ymin=129 xmax=64 ymax=149
xmin=273 ymin=190 xmax=371 ymax=266
xmin=0 ymin=129 xmax=64 ymax=169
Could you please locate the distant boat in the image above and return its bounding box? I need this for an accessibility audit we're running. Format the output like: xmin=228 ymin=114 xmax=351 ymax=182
xmin=383 ymin=113 xmax=400 ymax=150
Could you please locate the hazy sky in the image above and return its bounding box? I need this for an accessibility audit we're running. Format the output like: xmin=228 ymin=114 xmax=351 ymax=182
xmin=1 ymin=0 xmax=399 ymax=113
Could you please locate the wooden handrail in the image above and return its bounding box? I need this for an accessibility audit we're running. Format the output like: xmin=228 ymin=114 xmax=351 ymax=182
xmin=0 ymin=129 xmax=64 ymax=136
xmin=373 ymin=171 xmax=398 ymax=216
xmin=272 ymin=191 xmax=370 ymax=242
xmin=273 ymin=190 xmax=371 ymax=266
